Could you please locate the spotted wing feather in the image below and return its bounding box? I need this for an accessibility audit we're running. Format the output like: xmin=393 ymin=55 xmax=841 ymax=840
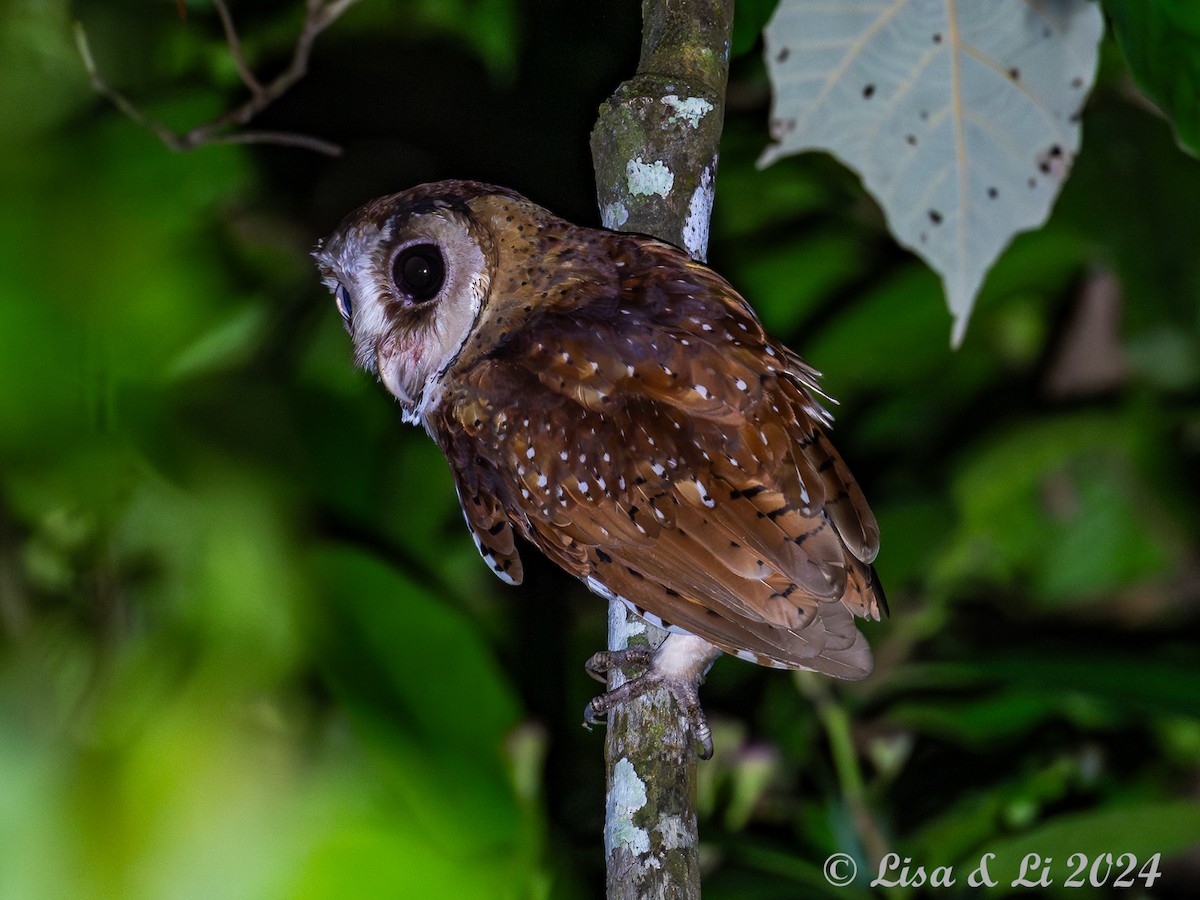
xmin=443 ymin=415 xmax=526 ymax=586
xmin=434 ymin=233 xmax=883 ymax=677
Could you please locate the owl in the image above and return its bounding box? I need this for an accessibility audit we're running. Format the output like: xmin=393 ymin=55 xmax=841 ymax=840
xmin=314 ymin=181 xmax=885 ymax=758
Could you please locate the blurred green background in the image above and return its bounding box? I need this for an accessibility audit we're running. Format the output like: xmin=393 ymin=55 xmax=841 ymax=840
xmin=1 ymin=1 xmax=1198 ymax=898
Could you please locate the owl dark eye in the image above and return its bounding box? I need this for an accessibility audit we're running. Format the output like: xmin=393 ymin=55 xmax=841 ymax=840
xmin=392 ymin=244 xmax=445 ymax=303
xmin=334 ymin=284 xmax=352 ymax=322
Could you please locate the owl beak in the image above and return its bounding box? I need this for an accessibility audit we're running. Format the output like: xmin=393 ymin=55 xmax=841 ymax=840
xmin=377 ymin=347 xmax=417 ymax=411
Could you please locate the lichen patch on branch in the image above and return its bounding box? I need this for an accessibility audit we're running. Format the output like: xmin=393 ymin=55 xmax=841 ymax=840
xmin=626 ymin=158 xmax=675 ymax=199
xmin=661 ymin=95 xmax=714 ymax=129
xmin=656 ymin=815 xmax=692 ymax=851
xmin=681 ymin=160 xmax=716 ymax=259
xmin=605 ymin=757 xmax=651 ymax=857
xmin=603 ymin=202 xmax=631 ymax=229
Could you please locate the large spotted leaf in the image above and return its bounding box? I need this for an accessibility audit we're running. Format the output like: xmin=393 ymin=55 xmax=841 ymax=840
xmin=759 ymin=0 xmax=1104 ymax=344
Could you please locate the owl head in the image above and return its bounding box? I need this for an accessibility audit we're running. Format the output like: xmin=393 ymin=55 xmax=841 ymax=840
xmin=313 ymin=181 xmax=530 ymax=422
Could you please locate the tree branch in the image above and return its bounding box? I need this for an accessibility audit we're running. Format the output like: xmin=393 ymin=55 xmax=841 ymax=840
xmin=74 ymin=0 xmax=361 ymax=156
xmin=589 ymin=1 xmax=734 ymax=896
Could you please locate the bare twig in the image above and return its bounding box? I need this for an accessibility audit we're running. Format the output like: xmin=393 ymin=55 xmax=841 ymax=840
xmin=74 ymin=0 xmax=362 ymax=156
xmin=213 ymin=0 xmax=264 ymax=95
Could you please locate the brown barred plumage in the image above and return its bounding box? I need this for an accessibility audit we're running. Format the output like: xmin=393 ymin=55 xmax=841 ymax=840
xmin=315 ymin=181 xmax=886 ymax=749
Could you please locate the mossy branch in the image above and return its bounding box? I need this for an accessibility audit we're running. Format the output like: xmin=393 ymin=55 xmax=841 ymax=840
xmin=589 ymin=2 xmax=734 ymax=897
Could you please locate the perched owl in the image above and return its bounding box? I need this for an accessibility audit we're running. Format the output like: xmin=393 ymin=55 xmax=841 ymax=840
xmin=314 ymin=180 xmax=885 ymax=758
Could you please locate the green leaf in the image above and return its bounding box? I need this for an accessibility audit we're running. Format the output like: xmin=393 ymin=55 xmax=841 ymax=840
xmin=909 ymin=755 xmax=1084 ymax=868
xmin=0 ymin=0 xmax=90 ymax=142
xmin=730 ymin=0 xmax=777 ymax=58
xmin=978 ymin=800 xmax=1200 ymax=893
xmin=888 ymin=654 xmax=1200 ymax=721
xmin=311 ymin=544 xmax=521 ymax=751
xmin=166 ymin=303 xmax=269 ymax=379
xmin=1103 ymin=0 xmax=1200 ymax=156
xmin=888 ymin=690 xmax=1065 ymax=746
xmin=802 ymin=264 xmax=951 ymax=396
xmin=289 ymin=816 xmax=535 ymax=900
xmin=732 ymin=228 xmax=865 ymax=334
xmin=963 ymin=655 xmax=1200 ymax=719
xmin=938 ymin=412 xmax=1182 ymax=604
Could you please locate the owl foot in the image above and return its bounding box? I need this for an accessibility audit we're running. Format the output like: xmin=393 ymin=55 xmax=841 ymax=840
xmin=583 ymin=647 xmax=654 ymax=684
xmin=581 ymin=633 xmax=722 ymax=759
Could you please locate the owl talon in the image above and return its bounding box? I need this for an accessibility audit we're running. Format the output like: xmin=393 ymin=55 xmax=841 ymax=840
xmin=584 ymin=647 xmax=654 ymax=684
xmin=581 ymin=672 xmax=713 ymax=759
xmin=581 ymin=637 xmax=718 ymax=760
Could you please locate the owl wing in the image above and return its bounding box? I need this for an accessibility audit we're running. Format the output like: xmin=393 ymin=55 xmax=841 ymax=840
xmin=443 ymin=435 xmax=525 ymax=587
xmin=436 ymin=235 xmax=883 ymax=678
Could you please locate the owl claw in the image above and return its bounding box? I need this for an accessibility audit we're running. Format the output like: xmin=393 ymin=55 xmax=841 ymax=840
xmin=583 ymin=647 xmax=654 ymax=684
xmin=581 ymin=646 xmax=715 ymax=760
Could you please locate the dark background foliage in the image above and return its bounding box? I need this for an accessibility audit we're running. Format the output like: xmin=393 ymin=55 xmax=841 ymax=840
xmin=1 ymin=1 xmax=1197 ymax=897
